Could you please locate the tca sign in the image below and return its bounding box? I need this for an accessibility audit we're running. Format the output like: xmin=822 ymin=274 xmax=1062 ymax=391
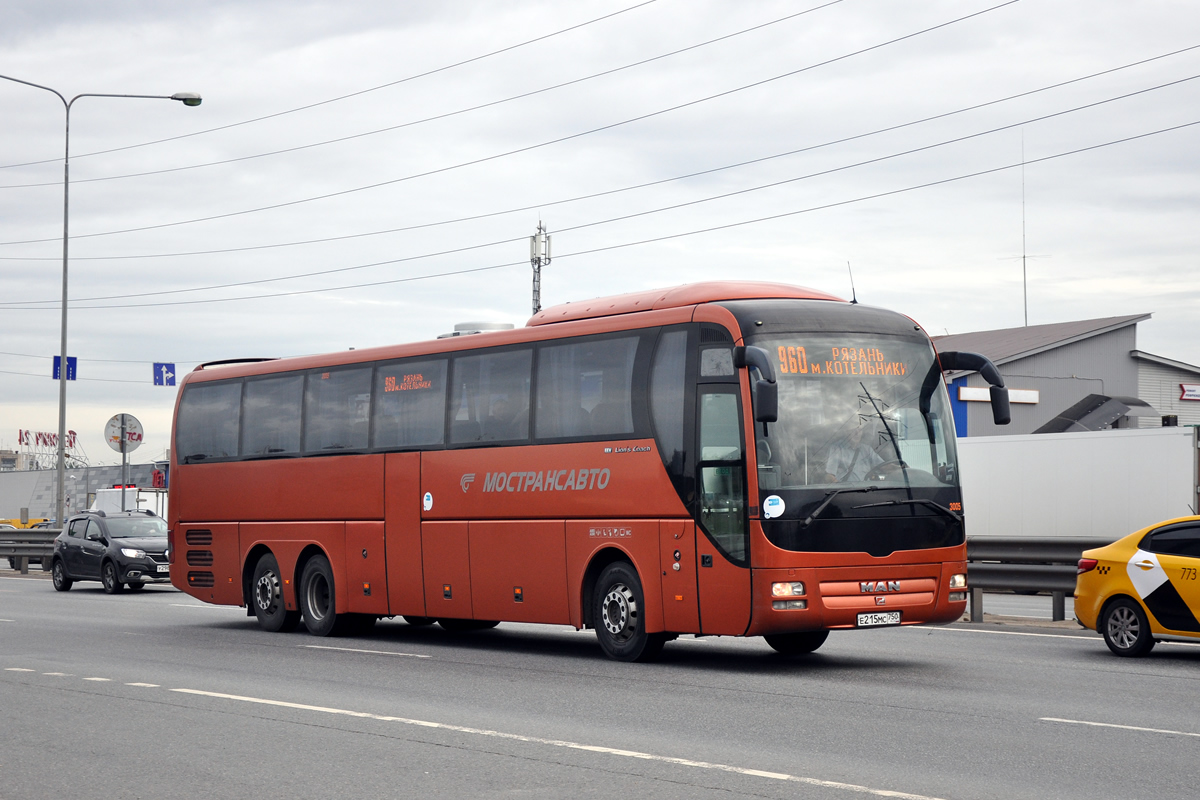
xmin=1181 ymin=384 xmax=1200 ymax=402
xmin=104 ymin=414 xmax=144 ymax=454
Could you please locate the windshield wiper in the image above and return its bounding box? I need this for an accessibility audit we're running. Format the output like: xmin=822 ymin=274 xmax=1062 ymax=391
xmin=801 ymin=486 xmax=882 ymax=528
xmin=852 ymin=498 xmax=962 ymax=523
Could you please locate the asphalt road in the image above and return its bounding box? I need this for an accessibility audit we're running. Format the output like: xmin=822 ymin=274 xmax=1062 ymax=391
xmin=2 ymin=571 xmax=1198 ymax=800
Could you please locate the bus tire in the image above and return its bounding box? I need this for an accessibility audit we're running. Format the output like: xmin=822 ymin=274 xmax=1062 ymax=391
xmin=438 ymin=618 xmax=499 ymax=632
xmin=299 ymin=555 xmax=347 ymax=637
xmin=592 ymin=562 xmax=665 ymax=662
xmin=252 ymin=553 xmax=301 ymax=633
xmin=764 ymin=630 xmax=829 ymax=655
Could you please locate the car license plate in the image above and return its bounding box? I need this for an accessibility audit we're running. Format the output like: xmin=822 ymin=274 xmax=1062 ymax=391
xmin=857 ymin=611 xmax=900 ymax=627
xmin=157 ymin=565 xmax=170 ymax=573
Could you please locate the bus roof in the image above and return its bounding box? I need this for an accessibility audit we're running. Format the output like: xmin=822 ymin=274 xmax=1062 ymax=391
xmin=528 ymin=281 xmax=845 ymax=327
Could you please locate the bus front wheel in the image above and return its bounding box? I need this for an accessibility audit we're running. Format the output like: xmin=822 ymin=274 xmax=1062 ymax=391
xmin=592 ymin=562 xmax=665 ymax=662
xmin=764 ymin=630 xmax=829 ymax=655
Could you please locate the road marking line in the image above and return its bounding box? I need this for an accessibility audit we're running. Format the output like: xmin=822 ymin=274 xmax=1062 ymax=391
xmin=920 ymin=628 xmax=1092 ymax=641
xmin=83 ymin=677 xmax=111 ymax=682
xmin=171 ymin=688 xmax=945 ymax=799
xmin=169 ymin=603 xmax=241 ymax=610
xmin=0 ymin=618 xmax=15 ymax=623
xmin=1041 ymin=717 xmax=1200 ymax=738
xmin=43 ymin=672 xmax=72 ymax=676
xmin=5 ymin=668 xmax=35 ymax=672
xmin=126 ymin=682 xmax=159 ymax=688
xmin=302 ymin=645 xmax=431 ymax=659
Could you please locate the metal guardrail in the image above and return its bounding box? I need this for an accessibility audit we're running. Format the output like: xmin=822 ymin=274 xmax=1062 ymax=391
xmin=0 ymin=529 xmax=59 ymax=574
xmin=966 ymin=536 xmax=1112 ymax=622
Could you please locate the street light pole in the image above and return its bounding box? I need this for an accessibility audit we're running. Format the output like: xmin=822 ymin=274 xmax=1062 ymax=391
xmin=0 ymin=75 xmax=201 ymax=525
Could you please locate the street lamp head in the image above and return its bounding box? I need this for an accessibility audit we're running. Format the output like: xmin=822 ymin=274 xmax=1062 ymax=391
xmin=171 ymin=92 xmax=202 ymax=107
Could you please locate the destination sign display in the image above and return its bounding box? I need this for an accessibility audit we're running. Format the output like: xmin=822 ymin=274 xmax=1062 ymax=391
xmin=776 ymin=345 xmax=911 ymax=378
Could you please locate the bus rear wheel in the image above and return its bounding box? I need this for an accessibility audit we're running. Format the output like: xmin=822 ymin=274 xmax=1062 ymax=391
xmin=299 ymin=554 xmax=351 ymax=637
xmin=592 ymin=562 xmax=665 ymax=662
xmin=764 ymin=630 xmax=829 ymax=655
xmin=252 ymin=553 xmax=300 ymax=633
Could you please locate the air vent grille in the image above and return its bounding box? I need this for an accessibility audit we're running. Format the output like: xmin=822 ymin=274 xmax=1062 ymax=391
xmin=187 ymin=571 xmax=215 ymax=588
xmin=185 ymin=529 xmax=213 ymax=546
xmin=186 ymin=550 xmax=214 ymax=567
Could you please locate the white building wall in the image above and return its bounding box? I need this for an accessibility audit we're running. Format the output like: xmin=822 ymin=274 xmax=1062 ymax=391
xmin=1137 ymin=361 xmax=1200 ymax=427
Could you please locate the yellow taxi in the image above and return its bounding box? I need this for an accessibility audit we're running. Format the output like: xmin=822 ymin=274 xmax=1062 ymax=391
xmin=1075 ymin=515 xmax=1200 ymax=656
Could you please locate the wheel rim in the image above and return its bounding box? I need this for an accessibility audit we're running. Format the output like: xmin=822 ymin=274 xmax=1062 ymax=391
xmin=53 ymin=562 xmax=64 ymax=585
xmin=1108 ymin=606 xmax=1140 ymax=650
xmin=601 ymin=582 xmax=637 ymax=641
xmin=255 ymin=571 xmax=280 ymax=614
xmin=305 ymin=572 xmax=331 ymax=623
xmin=103 ymin=563 xmax=116 ymax=588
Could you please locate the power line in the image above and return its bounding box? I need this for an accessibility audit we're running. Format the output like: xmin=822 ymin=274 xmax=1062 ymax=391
xmin=6 ymin=41 xmax=1195 ymax=264
xmin=0 ymin=0 xmax=662 ymax=171
xmin=8 ymin=116 xmax=1195 ymax=312
xmin=0 ymin=1 xmax=845 ymax=191
xmin=3 ymin=71 xmax=1192 ymax=308
xmin=0 ymin=0 xmax=1019 ymax=247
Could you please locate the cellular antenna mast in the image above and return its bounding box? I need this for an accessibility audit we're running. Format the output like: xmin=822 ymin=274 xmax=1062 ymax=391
xmin=847 ymin=260 xmax=858 ymax=304
xmin=530 ymin=221 xmax=552 ymax=315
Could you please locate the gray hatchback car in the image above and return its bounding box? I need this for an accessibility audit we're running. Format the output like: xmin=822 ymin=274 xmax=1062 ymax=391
xmin=51 ymin=510 xmax=170 ymax=593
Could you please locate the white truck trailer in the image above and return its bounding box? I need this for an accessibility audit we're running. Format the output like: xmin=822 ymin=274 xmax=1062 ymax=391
xmin=957 ymin=425 xmax=1198 ymax=541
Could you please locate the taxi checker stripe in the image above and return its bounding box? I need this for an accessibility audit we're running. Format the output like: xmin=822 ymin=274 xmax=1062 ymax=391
xmin=172 ymin=688 xmax=947 ymax=800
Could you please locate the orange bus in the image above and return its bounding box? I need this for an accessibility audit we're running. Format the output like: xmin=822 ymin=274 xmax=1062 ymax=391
xmin=168 ymin=281 xmax=1009 ymax=661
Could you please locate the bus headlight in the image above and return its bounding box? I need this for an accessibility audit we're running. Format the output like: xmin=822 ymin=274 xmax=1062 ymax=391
xmin=771 ymin=581 xmax=805 ymax=597
xmin=949 ymin=573 xmax=967 ymax=589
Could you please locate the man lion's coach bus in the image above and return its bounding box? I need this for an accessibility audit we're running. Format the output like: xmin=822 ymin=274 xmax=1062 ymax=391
xmin=168 ymin=281 xmax=1009 ymax=661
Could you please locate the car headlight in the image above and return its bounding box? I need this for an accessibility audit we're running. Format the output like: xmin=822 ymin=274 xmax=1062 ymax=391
xmin=121 ymin=548 xmax=146 ymax=558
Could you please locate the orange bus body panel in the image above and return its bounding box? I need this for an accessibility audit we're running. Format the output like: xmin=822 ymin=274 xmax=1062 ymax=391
xmin=659 ymin=520 xmax=701 ymax=633
xmin=384 ymin=453 xmax=426 ymax=618
xmin=421 ymin=521 xmax=472 ymax=619
xmin=345 ymin=521 xmax=389 ymax=616
xmin=469 ymin=521 xmax=569 ymax=624
xmin=420 ymin=441 xmax=687 ymax=520
xmin=172 ymin=456 xmax=384 ymax=523
xmin=175 ymin=522 xmax=241 ymax=605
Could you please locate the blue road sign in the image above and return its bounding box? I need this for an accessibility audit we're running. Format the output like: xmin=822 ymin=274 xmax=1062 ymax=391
xmin=52 ymin=356 xmax=77 ymax=381
xmin=153 ymin=363 xmax=176 ymax=386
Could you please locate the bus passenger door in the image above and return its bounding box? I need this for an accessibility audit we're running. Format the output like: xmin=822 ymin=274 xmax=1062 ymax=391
xmin=695 ymin=388 xmax=752 ymax=635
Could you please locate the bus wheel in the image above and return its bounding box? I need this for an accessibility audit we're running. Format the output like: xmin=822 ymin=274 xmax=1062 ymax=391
xmin=252 ymin=553 xmax=300 ymax=633
xmin=593 ymin=562 xmax=665 ymax=662
xmin=299 ymin=555 xmax=347 ymax=637
xmin=438 ymin=619 xmax=500 ymax=632
xmin=403 ymin=616 xmax=436 ymax=627
xmin=764 ymin=630 xmax=829 ymax=655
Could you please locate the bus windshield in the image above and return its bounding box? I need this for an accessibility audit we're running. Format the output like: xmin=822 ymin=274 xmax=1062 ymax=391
xmin=750 ymin=333 xmax=959 ymax=493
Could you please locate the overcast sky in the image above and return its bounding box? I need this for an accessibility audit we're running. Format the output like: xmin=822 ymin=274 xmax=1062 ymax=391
xmin=2 ymin=0 xmax=1198 ymax=466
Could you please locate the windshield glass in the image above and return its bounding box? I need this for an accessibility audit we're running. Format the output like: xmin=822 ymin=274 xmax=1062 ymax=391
xmin=749 ymin=333 xmax=958 ymax=492
xmin=105 ymin=516 xmax=168 ymax=538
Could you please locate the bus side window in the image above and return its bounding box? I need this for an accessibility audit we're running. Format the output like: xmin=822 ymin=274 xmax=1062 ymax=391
xmin=242 ymin=374 xmax=302 ymax=456
xmin=649 ymin=329 xmax=688 ymax=472
xmin=449 ymin=348 xmax=532 ymax=445
xmin=536 ymin=336 xmax=638 ymax=439
xmin=373 ymin=359 xmax=447 ymax=448
xmin=303 ymin=367 xmax=372 ymax=452
xmin=176 ymin=380 xmax=242 ymax=462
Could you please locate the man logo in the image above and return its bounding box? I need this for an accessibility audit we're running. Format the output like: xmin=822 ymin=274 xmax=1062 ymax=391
xmin=860 ymin=581 xmax=901 ymax=593
xmin=460 ymin=473 xmax=475 ymax=493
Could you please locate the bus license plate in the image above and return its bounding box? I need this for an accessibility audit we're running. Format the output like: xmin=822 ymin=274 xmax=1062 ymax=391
xmin=857 ymin=611 xmax=900 ymax=627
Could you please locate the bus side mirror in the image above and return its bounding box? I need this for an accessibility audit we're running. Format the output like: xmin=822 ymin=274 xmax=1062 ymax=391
xmin=990 ymin=385 xmax=1011 ymax=426
xmin=756 ymin=380 xmax=778 ymax=423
